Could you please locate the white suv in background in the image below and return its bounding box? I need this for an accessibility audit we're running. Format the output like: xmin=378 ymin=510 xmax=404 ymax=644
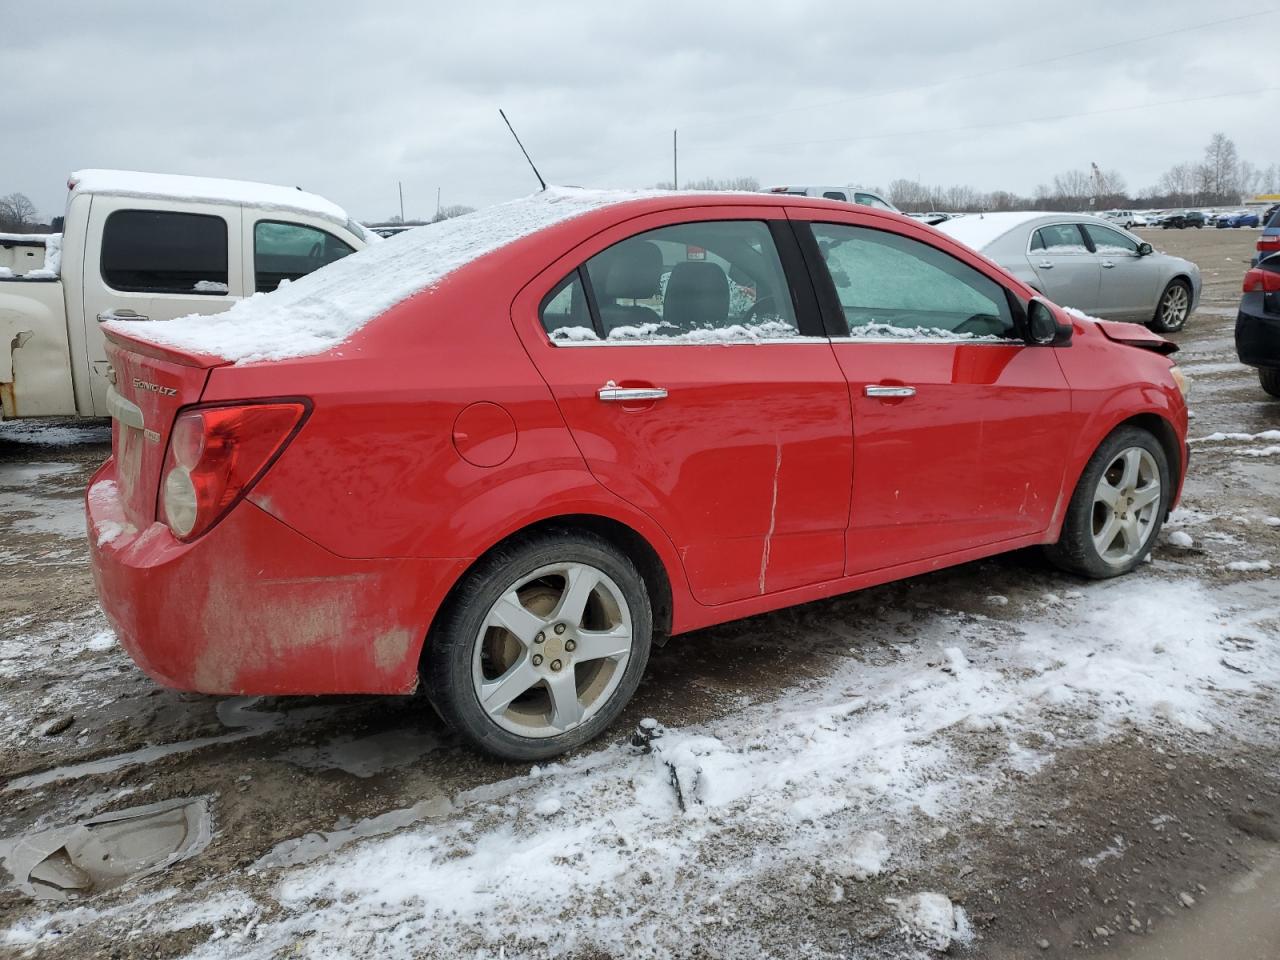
xmin=763 ymin=185 xmax=900 ymax=212
xmin=1102 ymin=209 xmax=1138 ymax=228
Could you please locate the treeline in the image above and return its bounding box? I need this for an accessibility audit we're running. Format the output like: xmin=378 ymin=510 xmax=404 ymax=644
xmin=663 ymin=134 xmax=1277 ymax=213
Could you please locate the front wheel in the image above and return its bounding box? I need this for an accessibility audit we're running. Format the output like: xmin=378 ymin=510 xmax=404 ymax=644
xmin=1044 ymin=427 xmax=1170 ymax=579
xmin=1149 ymin=279 xmax=1191 ymax=332
xmin=423 ymin=529 xmax=652 ymax=761
xmin=1261 ymin=367 xmax=1280 ymax=398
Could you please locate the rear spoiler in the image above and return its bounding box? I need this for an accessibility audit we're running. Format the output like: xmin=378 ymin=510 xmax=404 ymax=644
xmin=102 ymin=326 xmax=230 ymax=369
xmin=1092 ymin=319 xmax=1179 ymax=356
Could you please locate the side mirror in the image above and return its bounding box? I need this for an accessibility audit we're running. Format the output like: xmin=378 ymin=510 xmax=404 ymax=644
xmin=1137 ymin=242 xmax=1153 ymax=257
xmin=1026 ymin=297 xmax=1072 ymax=347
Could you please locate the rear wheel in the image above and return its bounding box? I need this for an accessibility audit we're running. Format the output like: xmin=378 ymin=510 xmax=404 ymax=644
xmin=1149 ymin=279 xmax=1191 ymax=332
xmin=1045 ymin=426 xmax=1170 ymax=579
xmin=424 ymin=529 xmax=652 ymax=761
xmin=1260 ymin=367 xmax=1280 ymax=398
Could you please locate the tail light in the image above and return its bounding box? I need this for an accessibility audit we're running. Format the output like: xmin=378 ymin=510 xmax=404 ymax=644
xmin=159 ymin=401 xmax=308 ymax=541
xmin=1257 ymin=235 xmax=1280 ymax=253
xmin=1243 ymin=268 xmax=1280 ymax=294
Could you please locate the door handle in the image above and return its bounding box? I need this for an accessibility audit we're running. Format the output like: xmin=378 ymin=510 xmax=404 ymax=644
xmin=598 ymin=384 xmax=668 ymax=402
xmin=865 ymin=385 xmax=916 ymax=398
xmin=97 ymin=309 xmax=150 ymax=323
xmin=1036 ymin=260 xmax=1054 ymax=269
xmin=1101 ymin=260 xmax=1115 ymax=268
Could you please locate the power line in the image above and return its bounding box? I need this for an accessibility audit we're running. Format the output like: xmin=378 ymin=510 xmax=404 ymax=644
xmin=690 ymin=8 xmax=1274 ymax=132
xmin=737 ymin=86 xmax=1280 ymax=152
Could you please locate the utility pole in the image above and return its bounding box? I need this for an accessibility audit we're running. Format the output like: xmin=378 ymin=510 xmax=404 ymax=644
xmin=398 ymin=181 xmax=405 ymax=222
xmin=673 ymin=129 xmax=678 ymax=191
xmin=436 ymin=186 xmax=441 ymax=219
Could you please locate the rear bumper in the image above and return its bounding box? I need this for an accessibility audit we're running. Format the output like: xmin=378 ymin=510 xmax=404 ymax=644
xmin=87 ymin=460 xmax=468 ymax=696
xmin=1236 ymin=298 xmax=1280 ymax=369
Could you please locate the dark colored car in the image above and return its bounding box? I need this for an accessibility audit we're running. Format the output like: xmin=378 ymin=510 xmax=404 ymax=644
xmin=1236 ymin=253 xmax=1280 ymax=397
xmin=1161 ymin=211 xmax=1206 ymax=230
xmin=1253 ymin=207 xmax=1280 ymax=266
xmin=1217 ymin=211 xmax=1261 ymax=229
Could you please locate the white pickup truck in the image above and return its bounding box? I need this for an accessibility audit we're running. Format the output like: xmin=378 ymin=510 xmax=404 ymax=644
xmin=0 ymin=170 xmax=373 ymax=418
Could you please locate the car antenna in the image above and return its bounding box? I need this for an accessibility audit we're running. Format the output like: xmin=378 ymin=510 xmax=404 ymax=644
xmin=499 ymin=109 xmax=547 ymax=191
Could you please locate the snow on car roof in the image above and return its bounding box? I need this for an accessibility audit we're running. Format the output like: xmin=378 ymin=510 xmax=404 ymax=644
xmin=933 ymin=211 xmax=1049 ymax=250
xmin=69 ymin=169 xmax=354 ymax=228
xmin=108 ymin=186 xmax=676 ymax=364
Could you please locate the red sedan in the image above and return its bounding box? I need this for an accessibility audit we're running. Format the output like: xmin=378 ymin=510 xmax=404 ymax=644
xmin=87 ymin=190 xmax=1189 ymax=760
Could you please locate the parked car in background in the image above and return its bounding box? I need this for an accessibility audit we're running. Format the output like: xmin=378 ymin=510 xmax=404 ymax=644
xmin=0 ymin=169 xmax=372 ymax=419
xmin=1102 ymin=209 xmax=1138 ymax=228
xmin=937 ymin=212 xmax=1201 ymax=331
xmin=1236 ymin=252 xmax=1280 ymax=396
xmin=1252 ymin=206 xmax=1280 ymax=266
xmin=87 ymin=188 xmax=1189 ymax=760
xmin=763 ymin=185 xmax=899 ymax=211
xmin=1129 ymin=213 xmax=1150 ymax=227
xmin=1161 ymin=211 xmax=1207 ymax=229
xmin=1217 ymin=210 xmax=1260 ymax=229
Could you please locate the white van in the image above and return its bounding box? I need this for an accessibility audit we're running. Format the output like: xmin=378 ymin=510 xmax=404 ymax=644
xmin=0 ymin=170 xmax=373 ymax=418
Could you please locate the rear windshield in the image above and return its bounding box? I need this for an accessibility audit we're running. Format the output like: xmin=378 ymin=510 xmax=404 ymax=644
xmin=1268 ymin=209 xmax=1280 ymax=229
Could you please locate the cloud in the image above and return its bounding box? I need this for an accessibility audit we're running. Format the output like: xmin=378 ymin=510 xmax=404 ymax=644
xmin=3 ymin=0 xmax=1274 ymax=221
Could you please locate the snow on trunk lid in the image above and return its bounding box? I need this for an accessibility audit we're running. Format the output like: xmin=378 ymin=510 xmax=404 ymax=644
xmin=104 ymin=339 xmax=216 ymax=530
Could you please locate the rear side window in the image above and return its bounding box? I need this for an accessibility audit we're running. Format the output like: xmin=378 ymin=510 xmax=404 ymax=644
xmin=254 ymin=220 xmax=354 ymax=292
xmin=1030 ymin=223 xmax=1089 ymax=253
xmin=822 ymin=191 xmax=848 ymax=201
xmin=101 ymin=210 xmax=228 ymax=295
xmin=540 ymin=271 xmax=594 ymax=340
xmin=812 ymin=222 xmax=1014 ymax=339
xmin=578 ymin=220 xmax=801 ymax=341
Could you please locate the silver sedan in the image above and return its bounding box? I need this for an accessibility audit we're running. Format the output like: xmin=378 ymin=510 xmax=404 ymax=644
xmin=936 ymin=212 xmax=1201 ymax=332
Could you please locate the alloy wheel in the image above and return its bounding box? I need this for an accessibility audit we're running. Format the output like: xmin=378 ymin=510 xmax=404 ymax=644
xmin=1159 ymin=284 xmax=1189 ymax=330
xmin=1091 ymin=447 xmax=1161 ymax=566
xmin=471 ymin=562 xmax=633 ymax=738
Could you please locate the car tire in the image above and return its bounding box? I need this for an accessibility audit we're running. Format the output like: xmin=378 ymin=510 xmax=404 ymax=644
xmin=1044 ymin=426 xmax=1171 ymax=580
xmin=1260 ymin=367 xmax=1280 ymax=398
xmin=423 ymin=527 xmax=653 ymax=761
xmin=1148 ymin=278 xmax=1191 ymax=332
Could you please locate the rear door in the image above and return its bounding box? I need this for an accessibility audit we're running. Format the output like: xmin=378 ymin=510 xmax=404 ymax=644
xmin=1081 ymin=222 xmax=1160 ymax=320
xmin=515 ymin=207 xmax=854 ymax=605
xmin=793 ymin=212 xmax=1073 ymax=575
xmin=1027 ymin=222 xmax=1100 ymax=313
xmin=81 ymin=198 xmax=243 ymax=416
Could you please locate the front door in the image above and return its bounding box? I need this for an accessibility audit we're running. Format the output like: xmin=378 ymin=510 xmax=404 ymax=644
xmin=1081 ymin=222 xmax=1160 ymax=320
xmin=796 ymin=215 xmax=1073 ymax=575
xmin=1027 ymin=222 xmax=1100 ymax=314
xmin=517 ymin=210 xmax=854 ymax=605
xmin=80 ymin=197 xmax=244 ymax=416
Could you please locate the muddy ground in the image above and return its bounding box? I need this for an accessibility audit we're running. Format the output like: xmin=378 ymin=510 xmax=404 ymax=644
xmin=0 ymin=225 xmax=1276 ymax=959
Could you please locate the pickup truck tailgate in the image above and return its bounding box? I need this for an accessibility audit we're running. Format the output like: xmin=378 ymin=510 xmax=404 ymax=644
xmin=104 ymin=337 xmax=219 ymax=529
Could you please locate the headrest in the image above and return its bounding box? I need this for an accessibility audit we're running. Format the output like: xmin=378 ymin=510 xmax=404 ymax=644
xmin=663 ymin=261 xmax=729 ymax=331
xmin=601 ymin=240 xmax=663 ymax=300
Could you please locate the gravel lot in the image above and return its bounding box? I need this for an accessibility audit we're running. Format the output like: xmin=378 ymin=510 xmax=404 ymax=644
xmin=0 ymin=225 xmax=1276 ymax=959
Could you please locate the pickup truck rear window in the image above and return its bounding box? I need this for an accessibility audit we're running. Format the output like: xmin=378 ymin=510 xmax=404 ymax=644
xmin=102 ymin=210 xmax=228 ymax=295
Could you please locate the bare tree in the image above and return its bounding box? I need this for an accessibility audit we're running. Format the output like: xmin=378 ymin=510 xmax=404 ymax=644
xmin=654 ymin=176 xmax=760 ymax=192
xmin=0 ymin=192 xmax=39 ymax=232
xmin=1158 ymin=162 xmax=1198 ymax=204
xmin=431 ymin=204 xmax=476 ymax=223
xmin=1200 ymin=132 xmax=1240 ymax=197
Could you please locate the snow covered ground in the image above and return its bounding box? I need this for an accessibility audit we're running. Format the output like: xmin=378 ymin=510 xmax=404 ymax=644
xmin=0 ymin=252 xmax=1277 ymax=958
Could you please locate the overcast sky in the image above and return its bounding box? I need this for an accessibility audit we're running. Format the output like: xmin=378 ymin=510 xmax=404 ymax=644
xmin=4 ymin=0 xmax=1276 ymax=222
